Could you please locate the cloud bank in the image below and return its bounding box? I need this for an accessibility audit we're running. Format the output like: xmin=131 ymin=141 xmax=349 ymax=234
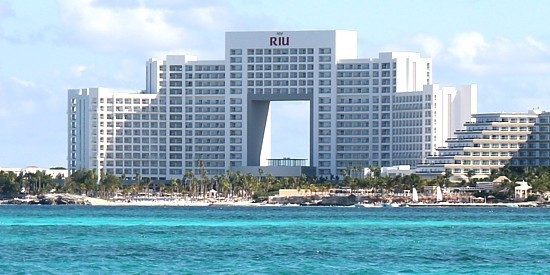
xmin=57 ymin=0 xmax=234 ymax=57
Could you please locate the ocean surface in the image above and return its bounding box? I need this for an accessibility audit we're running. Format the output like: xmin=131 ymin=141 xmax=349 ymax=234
xmin=0 ymin=206 xmax=548 ymax=274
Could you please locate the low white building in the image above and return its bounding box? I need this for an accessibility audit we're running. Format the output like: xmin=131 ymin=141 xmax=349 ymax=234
xmin=0 ymin=166 xmax=69 ymax=179
xmin=380 ymin=165 xmax=414 ymax=177
xmin=514 ymin=181 xmax=532 ymax=200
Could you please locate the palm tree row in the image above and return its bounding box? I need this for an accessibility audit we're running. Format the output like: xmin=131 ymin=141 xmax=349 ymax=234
xmin=3 ymin=165 xmax=550 ymax=200
xmin=0 ymin=170 xmax=58 ymax=197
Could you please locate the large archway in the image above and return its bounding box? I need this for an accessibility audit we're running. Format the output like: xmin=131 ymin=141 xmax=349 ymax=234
xmin=246 ymin=92 xmax=314 ymax=167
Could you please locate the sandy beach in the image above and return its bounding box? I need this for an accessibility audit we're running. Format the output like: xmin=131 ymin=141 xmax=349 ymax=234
xmin=2 ymin=193 xmax=543 ymax=207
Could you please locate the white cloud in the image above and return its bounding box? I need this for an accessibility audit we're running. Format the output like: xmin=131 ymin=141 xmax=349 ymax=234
xmin=3 ymin=76 xmax=58 ymax=114
xmin=71 ymin=65 xmax=88 ymax=77
xmin=10 ymin=76 xmax=35 ymax=88
xmin=376 ymin=32 xmax=550 ymax=113
xmin=57 ymin=0 xmax=183 ymax=52
xmin=56 ymin=0 xmax=233 ymax=55
xmin=0 ymin=1 xmax=14 ymax=20
xmin=429 ymin=33 xmax=550 ymax=113
xmin=489 ymin=37 xmax=550 ymax=73
xmin=478 ymin=76 xmax=550 ymax=113
xmin=371 ymin=34 xmax=443 ymax=61
xmin=185 ymin=6 xmax=231 ymax=30
xmin=376 ymin=32 xmax=549 ymax=77
xmin=448 ymin=32 xmax=489 ymax=61
xmin=525 ymin=35 xmax=548 ymax=54
xmin=410 ymin=34 xmax=443 ymax=58
xmin=447 ymin=32 xmax=490 ymax=73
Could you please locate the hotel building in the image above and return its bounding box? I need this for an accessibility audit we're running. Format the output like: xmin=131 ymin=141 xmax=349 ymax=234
xmin=416 ymin=109 xmax=550 ymax=179
xmin=68 ymin=30 xmax=476 ymax=180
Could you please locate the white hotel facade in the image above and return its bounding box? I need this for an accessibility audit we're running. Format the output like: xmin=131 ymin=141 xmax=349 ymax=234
xmin=68 ymin=30 xmax=476 ymax=180
xmin=417 ymin=109 xmax=550 ymax=179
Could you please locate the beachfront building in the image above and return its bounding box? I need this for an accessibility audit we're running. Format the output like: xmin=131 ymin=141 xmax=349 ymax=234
xmin=416 ymin=109 xmax=550 ymax=179
xmin=511 ymin=110 xmax=550 ymax=167
xmin=514 ymin=181 xmax=532 ymax=200
xmin=68 ymin=30 xmax=476 ymax=180
xmin=0 ymin=166 xmax=69 ymax=179
xmin=380 ymin=165 xmax=415 ymax=178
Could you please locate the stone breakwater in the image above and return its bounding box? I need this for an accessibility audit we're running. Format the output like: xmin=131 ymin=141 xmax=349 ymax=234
xmin=2 ymin=194 xmax=91 ymax=205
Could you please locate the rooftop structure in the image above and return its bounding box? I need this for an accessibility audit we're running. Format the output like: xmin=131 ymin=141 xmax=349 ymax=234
xmin=268 ymin=158 xmax=307 ymax=167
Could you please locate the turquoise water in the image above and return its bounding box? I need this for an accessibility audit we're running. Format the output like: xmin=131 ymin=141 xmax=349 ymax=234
xmin=0 ymin=206 xmax=549 ymax=274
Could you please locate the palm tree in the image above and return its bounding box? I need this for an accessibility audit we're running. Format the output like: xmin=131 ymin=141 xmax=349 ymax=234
xmin=35 ymin=171 xmax=43 ymax=193
xmin=99 ymin=173 xmax=107 ymax=197
xmin=83 ymin=170 xmax=98 ymax=196
xmin=122 ymin=185 xmax=132 ymax=196
xmin=218 ymin=173 xmax=230 ymax=199
xmin=288 ymin=176 xmax=297 ymax=189
xmin=170 ymin=178 xmax=177 ymax=196
xmin=309 ymin=183 xmax=317 ymax=196
xmin=183 ymin=170 xmax=195 ymax=199
xmin=191 ymin=176 xmax=200 ymax=201
xmin=225 ymin=169 xmax=234 ymax=198
xmin=23 ymin=172 xmax=34 ymax=194
xmin=300 ymin=173 xmax=308 ymax=189
xmin=158 ymin=182 xmax=166 ymax=196
xmin=280 ymin=177 xmax=289 ymax=189
xmin=240 ymin=174 xmax=248 ymax=198
xmin=101 ymin=173 xmax=121 ymax=198
xmin=63 ymin=176 xmax=76 ymax=194
xmin=138 ymin=179 xmax=147 ymax=195
xmin=131 ymin=184 xmax=139 ymax=196
xmin=258 ymin=167 xmax=264 ymax=185
xmin=341 ymin=168 xmax=348 ymax=184
xmin=175 ymin=179 xmax=183 ymax=196
xmin=368 ymin=165 xmax=381 ymax=178
xmin=143 ymin=177 xmax=152 ymax=195
xmin=79 ymin=183 xmax=87 ymax=196
xmin=135 ymin=171 xmax=141 ymax=187
xmin=196 ymin=160 xmax=208 ymax=199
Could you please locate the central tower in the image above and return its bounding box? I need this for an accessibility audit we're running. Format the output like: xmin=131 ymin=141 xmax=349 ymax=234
xmin=225 ymin=30 xmax=358 ymax=172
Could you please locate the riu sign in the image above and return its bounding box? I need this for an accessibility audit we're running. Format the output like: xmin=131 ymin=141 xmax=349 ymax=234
xmin=269 ymin=36 xmax=289 ymax=46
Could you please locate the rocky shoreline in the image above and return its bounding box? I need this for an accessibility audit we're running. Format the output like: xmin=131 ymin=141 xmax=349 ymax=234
xmin=1 ymin=194 xmax=547 ymax=208
xmin=2 ymin=194 xmax=91 ymax=205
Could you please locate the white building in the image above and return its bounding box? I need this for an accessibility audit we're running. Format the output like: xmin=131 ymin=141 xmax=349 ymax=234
xmin=68 ymin=30 xmax=476 ymax=180
xmin=514 ymin=181 xmax=532 ymax=200
xmin=0 ymin=166 xmax=69 ymax=179
xmin=380 ymin=165 xmax=415 ymax=178
xmin=417 ymin=109 xmax=550 ymax=179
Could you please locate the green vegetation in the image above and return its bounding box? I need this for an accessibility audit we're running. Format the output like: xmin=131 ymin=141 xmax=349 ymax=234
xmin=0 ymin=171 xmax=18 ymax=197
xmin=2 ymin=165 xmax=550 ymax=200
xmin=0 ymin=170 xmax=58 ymax=197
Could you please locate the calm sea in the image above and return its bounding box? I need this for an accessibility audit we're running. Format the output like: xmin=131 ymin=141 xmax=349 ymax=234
xmin=0 ymin=205 xmax=548 ymax=274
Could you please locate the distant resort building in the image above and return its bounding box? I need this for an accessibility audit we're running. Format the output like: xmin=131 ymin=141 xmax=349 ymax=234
xmin=416 ymin=109 xmax=550 ymax=179
xmin=380 ymin=165 xmax=414 ymax=178
xmin=0 ymin=166 xmax=68 ymax=179
xmin=68 ymin=30 xmax=477 ymax=180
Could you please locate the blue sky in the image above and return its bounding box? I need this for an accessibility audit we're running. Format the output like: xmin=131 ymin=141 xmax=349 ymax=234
xmin=1 ymin=0 xmax=549 ymax=168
